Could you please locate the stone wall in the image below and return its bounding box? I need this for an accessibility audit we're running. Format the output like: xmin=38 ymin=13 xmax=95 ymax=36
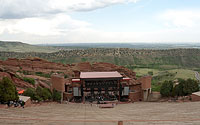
xmin=51 ymin=75 xmax=65 ymax=92
xmin=129 ymin=91 xmax=142 ymax=102
xmin=137 ymin=76 xmax=152 ymax=90
xmin=191 ymin=94 xmax=200 ymax=101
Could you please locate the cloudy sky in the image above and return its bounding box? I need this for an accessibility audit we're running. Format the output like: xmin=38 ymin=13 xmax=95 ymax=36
xmin=0 ymin=0 xmax=200 ymax=44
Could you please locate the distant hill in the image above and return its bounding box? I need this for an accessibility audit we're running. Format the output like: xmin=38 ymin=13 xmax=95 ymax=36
xmin=1 ymin=41 xmax=200 ymax=53
xmin=1 ymin=41 xmax=200 ymax=70
xmin=42 ymin=43 xmax=200 ymax=49
xmin=0 ymin=41 xmax=58 ymax=53
xmin=0 ymin=48 xmax=200 ymax=70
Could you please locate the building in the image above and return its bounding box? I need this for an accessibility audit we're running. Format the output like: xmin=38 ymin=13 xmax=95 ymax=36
xmin=51 ymin=71 xmax=151 ymax=103
xmin=191 ymin=91 xmax=200 ymax=101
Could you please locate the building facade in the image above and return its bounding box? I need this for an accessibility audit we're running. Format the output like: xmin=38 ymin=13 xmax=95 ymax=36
xmin=51 ymin=71 xmax=151 ymax=103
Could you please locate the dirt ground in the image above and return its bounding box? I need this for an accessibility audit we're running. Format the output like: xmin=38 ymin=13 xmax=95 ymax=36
xmin=1 ymin=102 xmax=200 ymax=125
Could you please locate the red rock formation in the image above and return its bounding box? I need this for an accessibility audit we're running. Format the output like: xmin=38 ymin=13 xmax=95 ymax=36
xmin=0 ymin=72 xmax=11 ymax=80
xmin=0 ymin=71 xmax=34 ymax=88
xmin=12 ymin=77 xmax=34 ymax=88
xmin=0 ymin=58 xmax=139 ymax=89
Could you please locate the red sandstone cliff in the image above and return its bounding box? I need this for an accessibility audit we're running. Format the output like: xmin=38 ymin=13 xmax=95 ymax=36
xmin=0 ymin=58 xmax=138 ymax=89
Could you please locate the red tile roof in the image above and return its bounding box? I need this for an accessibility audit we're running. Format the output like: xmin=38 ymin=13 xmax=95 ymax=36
xmin=80 ymin=71 xmax=122 ymax=79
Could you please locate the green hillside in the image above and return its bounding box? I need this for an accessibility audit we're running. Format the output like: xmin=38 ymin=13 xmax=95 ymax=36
xmin=0 ymin=48 xmax=200 ymax=70
xmin=0 ymin=41 xmax=57 ymax=53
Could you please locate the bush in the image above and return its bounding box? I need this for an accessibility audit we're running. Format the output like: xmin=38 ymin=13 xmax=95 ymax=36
xmin=160 ymin=80 xmax=173 ymax=97
xmin=64 ymin=74 xmax=68 ymax=78
xmin=172 ymin=83 xmax=184 ymax=97
xmin=52 ymin=89 xmax=61 ymax=102
xmin=148 ymin=71 xmax=153 ymax=76
xmin=36 ymin=87 xmax=52 ymax=101
xmin=35 ymin=72 xmax=51 ymax=78
xmin=0 ymin=77 xmax=19 ymax=103
xmin=23 ymin=77 xmax=35 ymax=85
xmin=22 ymin=70 xmax=31 ymax=75
xmin=162 ymin=78 xmax=200 ymax=97
xmin=23 ymin=88 xmax=41 ymax=101
xmin=24 ymin=87 xmax=52 ymax=101
xmin=182 ymin=78 xmax=199 ymax=95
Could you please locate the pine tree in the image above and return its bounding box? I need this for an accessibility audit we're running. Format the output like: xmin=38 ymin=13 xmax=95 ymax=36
xmin=0 ymin=77 xmax=19 ymax=103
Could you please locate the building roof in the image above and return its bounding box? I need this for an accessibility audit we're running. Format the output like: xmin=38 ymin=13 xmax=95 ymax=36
xmin=192 ymin=91 xmax=200 ymax=96
xmin=80 ymin=71 xmax=122 ymax=79
xmin=19 ymin=95 xmax=30 ymax=102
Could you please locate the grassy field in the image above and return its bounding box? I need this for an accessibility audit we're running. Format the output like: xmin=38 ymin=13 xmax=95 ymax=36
xmin=134 ymin=68 xmax=197 ymax=92
xmin=168 ymin=69 xmax=196 ymax=79
xmin=134 ymin=68 xmax=196 ymax=79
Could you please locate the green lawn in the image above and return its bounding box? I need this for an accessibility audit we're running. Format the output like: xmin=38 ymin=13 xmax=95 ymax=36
xmin=134 ymin=68 xmax=196 ymax=80
xmin=133 ymin=68 xmax=160 ymax=77
xmin=134 ymin=68 xmax=198 ymax=92
xmin=168 ymin=69 xmax=196 ymax=79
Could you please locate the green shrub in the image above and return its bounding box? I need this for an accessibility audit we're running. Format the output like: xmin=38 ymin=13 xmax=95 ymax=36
xmin=25 ymin=87 xmax=52 ymax=101
xmin=35 ymin=72 xmax=51 ymax=78
xmin=172 ymin=83 xmax=184 ymax=97
xmin=52 ymin=89 xmax=61 ymax=102
xmin=22 ymin=70 xmax=31 ymax=75
xmin=23 ymin=88 xmax=42 ymax=101
xmin=23 ymin=77 xmax=35 ymax=85
xmin=160 ymin=80 xmax=173 ymax=97
xmin=148 ymin=71 xmax=153 ymax=76
xmin=0 ymin=77 xmax=19 ymax=102
xmin=64 ymin=74 xmax=68 ymax=78
xmin=36 ymin=87 xmax=52 ymax=101
xmin=162 ymin=79 xmax=200 ymax=97
xmin=182 ymin=78 xmax=199 ymax=95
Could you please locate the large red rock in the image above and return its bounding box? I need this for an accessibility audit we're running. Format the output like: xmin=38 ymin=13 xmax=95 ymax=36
xmin=0 ymin=72 xmax=11 ymax=80
xmin=12 ymin=77 xmax=34 ymax=88
xmin=0 ymin=58 xmax=138 ymax=88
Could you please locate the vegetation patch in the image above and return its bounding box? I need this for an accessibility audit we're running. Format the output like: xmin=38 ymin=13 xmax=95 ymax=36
xmin=23 ymin=77 xmax=35 ymax=85
xmin=35 ymin=72 xmax=51 ymax=78
xmin=0 ymin=77 xmax=19 ymax=103
xmin=160 ymin=79 xmax=199 ymax=97
xmin=23 ymin=87 xmax=52 ymax=102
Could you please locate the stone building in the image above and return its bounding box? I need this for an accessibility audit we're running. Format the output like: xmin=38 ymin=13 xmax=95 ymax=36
xmin=51 ymin=71 xmax=151 ymax=103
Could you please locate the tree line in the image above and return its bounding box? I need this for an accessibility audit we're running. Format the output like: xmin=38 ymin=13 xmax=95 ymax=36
xmin=160 ymin=78 xmax=199 ymax=98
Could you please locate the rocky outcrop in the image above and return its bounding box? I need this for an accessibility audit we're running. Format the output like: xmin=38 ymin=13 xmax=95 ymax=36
xmin=91 ymin=62 xmax=136 ymax=79
xmin=0 ymin=58 xmax=138 ymax=89
xmin=12 ymin=77 xmax=34 ymax=88
xmin=0 ymin=58 xmax=69 ymax=73
xmin=76 ymin=62 xmax=92 ymax=72
xmin=0 ymin=72 xmax=11 ymax=80
xmin=0 ymin=71 xmax=34 ymax=88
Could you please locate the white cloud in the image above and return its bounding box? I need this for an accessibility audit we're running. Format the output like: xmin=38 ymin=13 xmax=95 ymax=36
xmin=1 ymin=1 xmax=200 ymax=44
xmin=0 ymin=0 xmax=140 ymax=19
xmin=0 ymin=0 xmax=142 ymax=44
xmin=0 ymin=14 xmax=90 ymax=36
xmin=160 ymin=9 xmax=200 ymax=28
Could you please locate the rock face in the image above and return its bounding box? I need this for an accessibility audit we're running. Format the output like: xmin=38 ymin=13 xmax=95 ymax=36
xmin=0 ymin=72 xmax=11 ymax=80
xmin=74 ymin=62 xmax=137 ymax=85
xmin=0 ymin=71 xmax=34 ymax=89
xmin=0 ymin=58 xmax=69 ymax=73
xmin=0 ymin=58 xmax=138 ymax=89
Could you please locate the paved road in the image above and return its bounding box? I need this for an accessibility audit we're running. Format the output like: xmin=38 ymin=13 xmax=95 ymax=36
xmin=1 ymin=102 xmax=200 ymax=125
xmin=195 ymin=71 xmax=200 ymax=81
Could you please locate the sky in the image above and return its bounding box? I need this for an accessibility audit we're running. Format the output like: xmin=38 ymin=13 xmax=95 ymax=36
xmin=0 ymin=0 xmax=200 ymax=44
